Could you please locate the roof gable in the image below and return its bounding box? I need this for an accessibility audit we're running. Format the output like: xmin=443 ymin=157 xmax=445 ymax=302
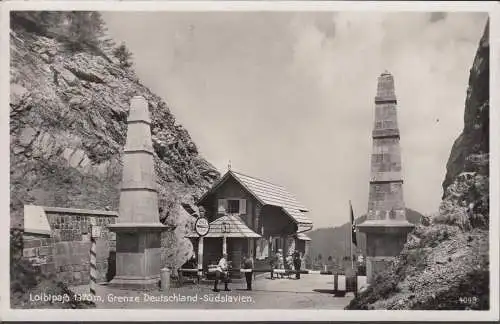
xmin=197 ymin=170 xmax=313 ymax=228
xmin=231 ymin=171 xmax=309 ymax=212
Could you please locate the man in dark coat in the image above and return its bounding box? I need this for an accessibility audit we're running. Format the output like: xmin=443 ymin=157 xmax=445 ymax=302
xmin=269 ymin=252 xmax=277 ymax=280
xmin=293 ymin=250 xmax=302 ymax=279
xmin=242 ymin=253 xmax=254 ymax=290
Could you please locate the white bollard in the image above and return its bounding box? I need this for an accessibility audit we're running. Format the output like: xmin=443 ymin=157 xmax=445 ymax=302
xmin=160 ymin=268 xmax=171 ymax=291
xmin=337 ymin=275 xmax=346 ymax=291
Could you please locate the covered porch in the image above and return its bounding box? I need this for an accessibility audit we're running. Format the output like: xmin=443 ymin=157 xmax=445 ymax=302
xmin=186 ymin=215 xmax=261 ymax=278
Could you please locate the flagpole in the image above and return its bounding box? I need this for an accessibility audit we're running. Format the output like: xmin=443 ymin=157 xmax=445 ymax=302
xmin=350 ymin=200 xmax=354 ymax=270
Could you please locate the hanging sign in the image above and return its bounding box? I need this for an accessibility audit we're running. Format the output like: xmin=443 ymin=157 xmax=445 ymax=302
xmin=195 ymin=217 xmax=210 ymax=237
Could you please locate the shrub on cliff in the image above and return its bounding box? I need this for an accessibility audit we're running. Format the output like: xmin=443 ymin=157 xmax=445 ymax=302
xmin=411 ymin=260 xmax=489 ymax=310
xmin=113 ymin=42 xmax=133 ymax=68
xmin=346 ymin=268 xmax=401 ymax=310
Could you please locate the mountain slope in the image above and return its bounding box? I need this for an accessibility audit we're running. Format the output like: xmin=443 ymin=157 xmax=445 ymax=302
xmin=10 ymin=12 xmax=220 ymax=307
xmin=10 ymin=13 xmax=219 ymax=226
xmin=308 ymin=208 xmax=423 ymax=264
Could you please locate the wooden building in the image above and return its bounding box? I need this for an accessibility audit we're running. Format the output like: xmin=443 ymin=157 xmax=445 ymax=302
xmin=186 ymin=170 xmax=313 ymax=274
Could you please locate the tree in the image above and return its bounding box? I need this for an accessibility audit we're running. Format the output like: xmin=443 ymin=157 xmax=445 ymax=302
xmin=66 ymin=11 xmax=105 ymax=51
xmin=328 ymin=255 xmax=333 ymax=262
xmin=113 ymin=42 xmax=133 ymax=68
xmin=318 ymin=253 xmax=322 ymax=262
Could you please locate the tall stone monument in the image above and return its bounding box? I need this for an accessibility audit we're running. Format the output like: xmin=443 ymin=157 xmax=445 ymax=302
xmin=108 ymin=96 xmax=169 ymax=290
xmin=357 ymin=72 xmax=414 ymax=284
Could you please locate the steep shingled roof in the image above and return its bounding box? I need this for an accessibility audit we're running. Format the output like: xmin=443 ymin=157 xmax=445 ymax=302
xmin=198 ymin=170 xmax=313 ymax=230
xmin=231 ymin=171 xmax=309 ymax=212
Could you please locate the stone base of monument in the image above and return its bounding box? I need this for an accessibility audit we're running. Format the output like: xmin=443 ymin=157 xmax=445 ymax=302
xmin=107 ymin=223 xmax=171 ymax=291
xmin=108 ymin=276 xmax=161 ymax=290
xmin=357 ymin=220 xmax=414 ymax=285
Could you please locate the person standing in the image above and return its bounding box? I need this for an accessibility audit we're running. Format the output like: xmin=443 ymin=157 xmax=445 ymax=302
xmin=276 ymin=249 xmax=284 ymax=279
xmin=293 ymin=250 xmax=302 ymax=280
xmin=269 ymin=251 xmax=276 ymax=280
xmin=242 ymin=253 xmax=254 ymax=290
xmin=213 ymin=253 xmax=230 ymax=292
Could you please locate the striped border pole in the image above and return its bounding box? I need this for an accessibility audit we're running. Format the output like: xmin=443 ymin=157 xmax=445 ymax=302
xmin=89 ymin=218 xmax=97 ymax=297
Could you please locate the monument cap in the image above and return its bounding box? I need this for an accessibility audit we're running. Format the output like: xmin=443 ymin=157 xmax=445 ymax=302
xmin=128 ymin=96 xmax=151 ymax=123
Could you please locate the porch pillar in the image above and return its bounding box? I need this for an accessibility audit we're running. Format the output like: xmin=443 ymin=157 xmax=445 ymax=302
xmin=197 ymin=237 xmax=204 ymax=277
xmin=222 ymin=235 xmax=227 ymax=255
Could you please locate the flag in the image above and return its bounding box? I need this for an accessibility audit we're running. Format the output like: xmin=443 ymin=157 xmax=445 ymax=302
xmin=350 ymin=201 xmax=357 ymax=246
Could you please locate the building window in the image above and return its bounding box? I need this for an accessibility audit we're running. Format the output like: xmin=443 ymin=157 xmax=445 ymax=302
xmin=227 ymin=199 xmax=240 ymax=214
xmin=373 ymin=154 xmax=383 ymax=163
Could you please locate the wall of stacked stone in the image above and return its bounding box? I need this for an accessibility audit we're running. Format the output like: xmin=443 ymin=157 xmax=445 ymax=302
xmin=23 ymin=207 xmax=117 ymax=286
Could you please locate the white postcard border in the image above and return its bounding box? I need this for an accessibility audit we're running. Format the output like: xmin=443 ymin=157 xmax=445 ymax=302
xmin=1 ymin=1 xmax=498 ymax=322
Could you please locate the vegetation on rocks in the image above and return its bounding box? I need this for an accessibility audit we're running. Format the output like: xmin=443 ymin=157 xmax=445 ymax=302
xmin=346 ymin=19 xmax=489 ymax=311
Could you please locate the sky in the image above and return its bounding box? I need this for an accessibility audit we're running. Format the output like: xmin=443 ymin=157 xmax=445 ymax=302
xmin=102 ymin=11 xmax=488 ymax=228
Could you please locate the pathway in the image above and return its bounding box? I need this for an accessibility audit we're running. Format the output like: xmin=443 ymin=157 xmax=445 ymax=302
xmin=70 ymin=273 xmax=352 ymax=309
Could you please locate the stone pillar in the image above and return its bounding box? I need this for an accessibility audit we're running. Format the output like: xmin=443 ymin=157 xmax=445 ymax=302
xmin=357 ymin=72 xmax=414 ymax=284
xmin=108 ymin=96 xmax=171 ymax=290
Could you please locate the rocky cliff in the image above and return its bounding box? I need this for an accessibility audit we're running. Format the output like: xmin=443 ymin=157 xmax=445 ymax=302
xmin=10 ymin=12 xmax=219 ymax=268
xmin=347 ymin=20 xmax=489 ymax=310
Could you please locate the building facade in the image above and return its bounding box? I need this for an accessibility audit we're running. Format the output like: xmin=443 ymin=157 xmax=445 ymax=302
xmin=186 ymin=170 xmax=313 ymax=274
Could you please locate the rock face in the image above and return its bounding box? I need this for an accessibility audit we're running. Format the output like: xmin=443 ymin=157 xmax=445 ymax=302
xmin=439 ymin=19 xmax=489 ymax=231
xmin=346 ymin=20 xmax=489 ymax=310
xmin=442 ymin=20 xmax=489 ymax=198
xmin=10 ymin=12 xmax=220 ymax=269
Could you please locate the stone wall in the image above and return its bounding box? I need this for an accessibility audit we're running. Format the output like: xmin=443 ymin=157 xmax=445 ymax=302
xmin=23 ymin=205 xmax=117 ymax=286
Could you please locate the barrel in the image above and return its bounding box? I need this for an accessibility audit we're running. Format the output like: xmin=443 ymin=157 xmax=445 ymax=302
xmin=160 ymin=268 xmax=171 ymax=291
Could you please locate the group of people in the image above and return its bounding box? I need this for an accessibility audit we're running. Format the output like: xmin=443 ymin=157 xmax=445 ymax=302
xmin=269 ymin=249 xmax=303 ymax=280
xmin=212 ymin=252 xmax=254 ymax=292
xmin=212 ymin=249 xmax=304 ymax=292
xmin=209 ymin=249 xmax=304 ymax=292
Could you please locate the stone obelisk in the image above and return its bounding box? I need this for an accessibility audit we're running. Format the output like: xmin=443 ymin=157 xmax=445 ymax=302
xmin=108 ymin=96 xmax=169 ymax=290
xmin=357 ymin=72 xmax=414 ymax=284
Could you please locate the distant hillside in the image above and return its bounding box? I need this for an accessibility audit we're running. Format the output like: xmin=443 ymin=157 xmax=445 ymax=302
xmin=308 ymin=208 xmax=423 ymax=263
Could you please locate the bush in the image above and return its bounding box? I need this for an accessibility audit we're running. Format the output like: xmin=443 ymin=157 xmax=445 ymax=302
xmin=345 ymin=270 xmax=401 ymax=310
xmin=420 ymin=227 xmax=451 ymax=248
xmin=401 ymin=248 xmax=428 ymax=272
xmin=113 ymin=42 xmax=133 ymax=68
xmin=411 ymin=266 xmax=489 ymax=310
